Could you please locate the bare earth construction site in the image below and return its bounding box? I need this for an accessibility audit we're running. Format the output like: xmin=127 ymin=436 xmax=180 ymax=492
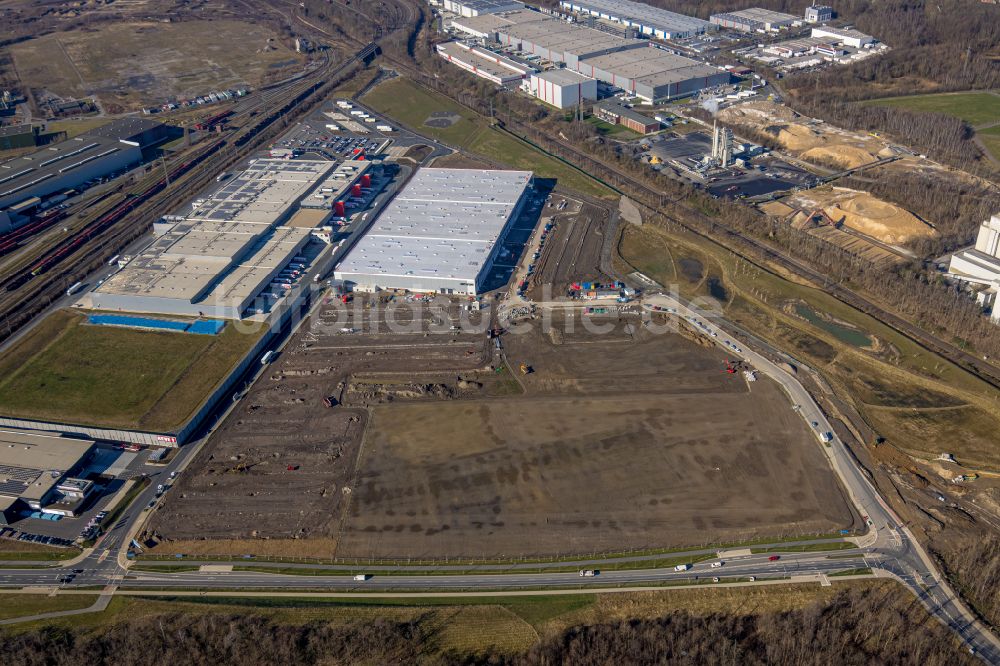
xmin=150 ymin=231 xmax=854 ymax=560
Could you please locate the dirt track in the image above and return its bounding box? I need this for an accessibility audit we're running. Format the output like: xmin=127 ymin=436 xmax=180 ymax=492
xmin=528 ymin=196 xmax=611 ymax=299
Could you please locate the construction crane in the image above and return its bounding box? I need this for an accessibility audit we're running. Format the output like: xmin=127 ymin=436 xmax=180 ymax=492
xmin=724 ymin=360 xmax=738 ymax=374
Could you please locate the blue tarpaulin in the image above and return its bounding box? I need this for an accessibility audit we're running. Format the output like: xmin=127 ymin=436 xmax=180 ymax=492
xmin=87 ymin=314 xmax=226 ymax=335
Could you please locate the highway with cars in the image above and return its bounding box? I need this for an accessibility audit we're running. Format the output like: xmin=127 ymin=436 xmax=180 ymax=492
xmin=637 ymin=291 xmax=1000 ymax=663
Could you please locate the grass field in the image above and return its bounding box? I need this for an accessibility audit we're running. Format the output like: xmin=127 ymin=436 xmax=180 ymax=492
xmin=0 ymin=310 xmax=265 ymax=431
xmin=0 ymin=540 xmax=81 ymax=561
xmin=863 ymin=91 xmax=1000 ymax=127
xmin=980 ymin=126 xmax=1000 ymax=162
xmin=0 ymin=594 xmax=98 ymax=621
xmin=363 ymin=77 xmax=613 ymax=198
xmin=9 ymin=21 xmax=304 ymax=110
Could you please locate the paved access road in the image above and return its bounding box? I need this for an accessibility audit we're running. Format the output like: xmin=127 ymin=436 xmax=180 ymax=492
xmin=636 ymin=292 xmax=999 ymax=664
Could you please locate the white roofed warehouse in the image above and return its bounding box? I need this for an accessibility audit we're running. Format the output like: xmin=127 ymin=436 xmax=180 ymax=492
xmin=443 ymin=0 xmax=523 ymax=17
xmin=452 ymin=9 xmax=730 ymax=102
xmin=91 ymin=158 xmax=338 ymax=319
xmin=435 ymin=41 xmax=533 ymax=85
xmin=528 ymin=69 xmax=598 ymax=109
xmin=559 ymin=0 xmax=716 ymax=40
xmin=710 ymin=8 xmax=799 ymax=32
xmin=334 ymin=168 xmax=533 ymax=295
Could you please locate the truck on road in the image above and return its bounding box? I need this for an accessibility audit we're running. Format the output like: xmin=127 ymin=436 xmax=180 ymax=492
xmin=674 ymin=563 xmax=691 ymax=571
xmin=353 ymin=574 xmax=370 ymax=581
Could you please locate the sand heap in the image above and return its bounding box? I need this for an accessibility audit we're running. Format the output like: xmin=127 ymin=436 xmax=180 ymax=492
xmin=720 ymin=102 xmax=883 ymax=169
xmin=826 ymin=193 xmax=936 ymax=244
xmin=783 ymin=187 xmax=937 ymax=245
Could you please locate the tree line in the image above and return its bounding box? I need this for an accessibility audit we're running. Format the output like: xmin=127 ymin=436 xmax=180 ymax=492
xmin=0 ymin=585 xmax=973 ymax=665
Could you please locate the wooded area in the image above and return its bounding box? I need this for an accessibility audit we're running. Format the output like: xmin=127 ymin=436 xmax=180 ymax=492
xmin=0 ymin=586 xmax=971 ymax=665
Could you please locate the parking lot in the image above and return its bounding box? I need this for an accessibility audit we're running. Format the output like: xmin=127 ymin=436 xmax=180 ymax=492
xmin=0 ymin=444 xmax=157 ymax=546
xmin=272 ymin=97 xmax=441 ymax=162
xmin=641 ymin=130 xmax=818 ymax=199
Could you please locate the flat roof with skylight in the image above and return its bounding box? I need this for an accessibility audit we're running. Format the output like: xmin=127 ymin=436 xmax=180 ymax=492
xmin=335 ymin=168 xmax=533 ymax=295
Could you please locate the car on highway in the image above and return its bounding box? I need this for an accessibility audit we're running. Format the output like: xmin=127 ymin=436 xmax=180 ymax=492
xmin=711 ymin=561 xmax=724 ymax=568
xmin=768 ymin=555 xmax=780 ymax=561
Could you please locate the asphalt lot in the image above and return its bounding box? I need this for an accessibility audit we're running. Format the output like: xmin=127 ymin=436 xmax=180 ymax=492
xmin=641 ymin=130 xmax=818 ymax=199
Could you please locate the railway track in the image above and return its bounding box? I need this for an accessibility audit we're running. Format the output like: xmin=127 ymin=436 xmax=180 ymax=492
xmin=0 ymin=42 xmax=375 ymax=342
xmin=507 ymin=121 xmax=1000 ymax=390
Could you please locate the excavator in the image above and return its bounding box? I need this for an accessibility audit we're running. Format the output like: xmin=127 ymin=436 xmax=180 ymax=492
xmin=520 ymin=363 xmax=533 ymax=375
xmin=724 ymin=360 xmax=739 ymax=374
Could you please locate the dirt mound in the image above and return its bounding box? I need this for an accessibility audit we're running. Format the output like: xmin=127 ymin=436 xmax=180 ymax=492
xmin=825 ymin=193 xmax=937 ymax=244
xmin=801 ymin=145 xmax=879 ymax=169
xmin=719 ymin=100 xmax=797 ymax=125
xmin=777 ymin=124 xmax=823 ymax=151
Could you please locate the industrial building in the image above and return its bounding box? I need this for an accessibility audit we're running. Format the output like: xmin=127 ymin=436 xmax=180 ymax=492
xmin=0 ymin=123 xmax=40 ymax=151
xmin=482 ymin=9 xmax=649 ymax=63
xmin=0 ymin=135 xmax=142 ymax=233
xmin=579 ymin=48 xmax=729 ymax=102
xmin=710 ymin=121 xmax=734 ymax=167
xmin=0 ymin=429 xmax=97 ymax=523
xmin=452 ymin=9 xmax=728 ymax=102
xmin=804 ymin=4 xmax=834 ymax=23
xmin=594 ymin=100 xmax=660 ymax=133
xmin=334 ymin=168 xmax=533 ymax=295
xmin=810 ymin=26 xmax=875 ymax=48
xmin=436 ymin=41 xmax=533 ymax=85
xmin=559 ymin=0 xmax=715 ymax=40
xmin=527 ymin=69 xmax=598 ymax=108
xmin=91 ymin=158 xmax=354 ymax=319
xmin=948 ymin=214 xmax=1000 ymax=323
xmin=710 ymin=8 xmax=799 ymax=32
xmin=0 ymin=118 xmax=167 ymax=233
xmin=762 ymin=36 xmax=844 ymax=59
xmin=443 ymin=0 xmax=523 ymax=16
xmin=84 ymin=117 xmax=169 ymax=147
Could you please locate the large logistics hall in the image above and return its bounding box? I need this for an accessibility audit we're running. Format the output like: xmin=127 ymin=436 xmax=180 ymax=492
xmin=0 ymin=118 xmax=166 ymax=233
xmin=334 ymin=168 xmax=533 ymax=295
xmin=710 ymin=8 xmax=799 ymax=32
xmin=451 ymin=9 xmax=728 ymax=101
xmin=559 ymin=0 xmax=715 ymax=40
xmin=443 ymin=0 xmax=523 ymax=17
xmin=435 ymin=41 xmax=533 ymax=85
xmin=92 ymin=158 xmax=369 ymax=319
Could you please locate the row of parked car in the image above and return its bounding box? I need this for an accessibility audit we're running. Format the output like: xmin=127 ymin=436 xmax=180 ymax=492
xmin=0 ymin=526 xmax=74 ymax=548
